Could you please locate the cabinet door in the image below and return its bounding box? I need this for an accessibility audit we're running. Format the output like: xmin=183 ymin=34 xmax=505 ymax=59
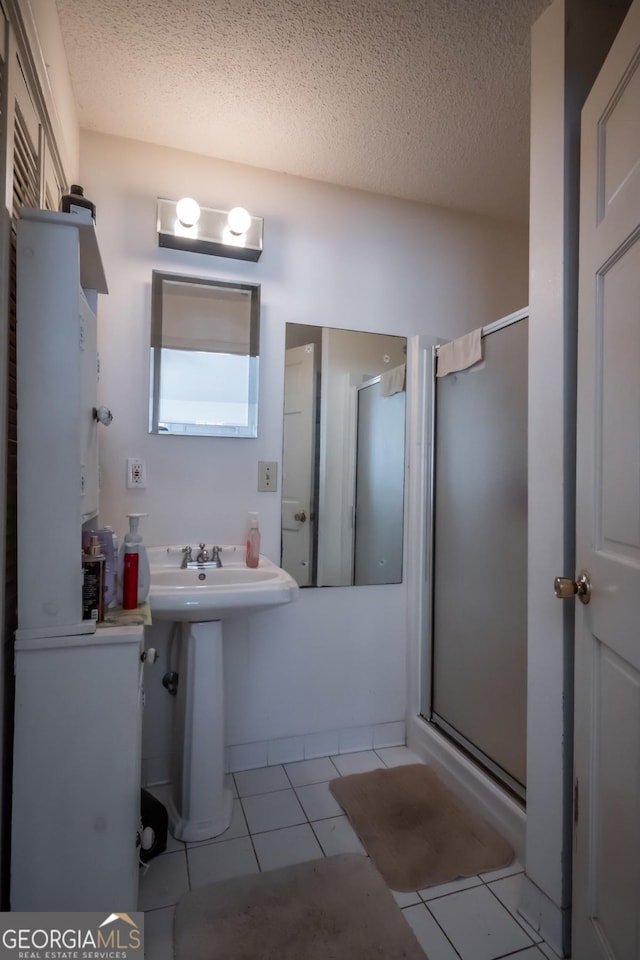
xmin=11 ymin=630 xmax=144 ymax=911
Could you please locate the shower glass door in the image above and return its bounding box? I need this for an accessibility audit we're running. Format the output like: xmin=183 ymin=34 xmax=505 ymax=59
xmin=429 ymin=314 xmax=528 ymax=797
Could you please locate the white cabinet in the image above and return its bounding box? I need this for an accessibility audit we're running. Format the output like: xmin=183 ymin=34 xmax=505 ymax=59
xmin=16 ymin=208 xmax=108 ymax=639
xmin=11 ymin=628 xmax=144 ymax=910
xmin=12 ymin=209 xmax=144 ymax=910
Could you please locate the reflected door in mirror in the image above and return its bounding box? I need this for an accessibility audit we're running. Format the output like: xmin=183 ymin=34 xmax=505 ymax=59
xmin=282 ymin=344 xmax=317 ymax=586
xmin=282 ymin=323 xmax=406 ymax=588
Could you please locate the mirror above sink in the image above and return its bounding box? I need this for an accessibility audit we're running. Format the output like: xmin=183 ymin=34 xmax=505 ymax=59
xmin=282 ymin=324 xmax=407 ymax=588
xmin=149 ymin=272 xmax=260 ymax=438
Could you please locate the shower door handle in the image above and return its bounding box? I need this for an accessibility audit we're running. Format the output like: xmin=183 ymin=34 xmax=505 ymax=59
xmin=554 ymin=571 xmax=592 ymax=605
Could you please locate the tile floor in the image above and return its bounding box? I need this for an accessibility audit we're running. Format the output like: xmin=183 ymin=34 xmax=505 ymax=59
xmin=141 ymin=747 xmax=560 ymax=960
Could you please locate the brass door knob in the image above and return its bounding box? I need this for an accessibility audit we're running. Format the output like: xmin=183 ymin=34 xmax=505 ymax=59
xmin=554 ymin=572 xmax=592 ymax=605
xmin=294 ymin=510 xmax=307 ymax=523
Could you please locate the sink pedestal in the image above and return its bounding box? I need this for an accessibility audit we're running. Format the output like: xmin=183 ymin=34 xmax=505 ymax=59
xmin=168 ymin=620 xmax=232 ymax=842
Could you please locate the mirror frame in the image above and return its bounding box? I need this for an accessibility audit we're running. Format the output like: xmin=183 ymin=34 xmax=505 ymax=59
xmin=149 ymin=271 xmax=260 ymax=437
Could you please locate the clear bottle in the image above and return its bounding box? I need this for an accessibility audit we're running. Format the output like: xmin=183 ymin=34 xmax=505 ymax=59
xmin=245 ymin=512 xmax=260 ymax=568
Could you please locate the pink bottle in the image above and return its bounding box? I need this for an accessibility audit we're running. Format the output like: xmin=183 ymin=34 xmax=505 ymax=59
xmin=246 ymin=512 xmax=260 ymax=568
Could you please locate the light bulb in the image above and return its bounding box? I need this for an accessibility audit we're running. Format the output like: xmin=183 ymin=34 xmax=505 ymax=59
xmin=227 ymin=206 xmax=251 ymax=236
xmin=222 ymin=225 xmax=246 ymax=247
xmin=175 ymin=197 xmax=201 ymax=228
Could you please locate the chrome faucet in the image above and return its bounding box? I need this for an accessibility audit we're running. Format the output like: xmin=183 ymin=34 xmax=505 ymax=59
xmin=196 ymin=543 xmax=210 ymax=563
xmin=181 ymin=546 xmax=192 ymax=569
xmin=210 ymin=545 xmax=223 ymax=568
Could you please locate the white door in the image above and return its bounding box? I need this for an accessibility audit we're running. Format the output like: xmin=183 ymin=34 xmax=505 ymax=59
xmin=282 ymin=344 xmax=316 ymax=585
xmin=572 ymin=2 xmax=640 ymax=956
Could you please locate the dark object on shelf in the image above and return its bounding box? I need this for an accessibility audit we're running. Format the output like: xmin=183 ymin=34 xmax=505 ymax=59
xmin=140 ymin=788 xmax=168 ymax=862
xmin=61 ymin=184 xmax=96 ymax=222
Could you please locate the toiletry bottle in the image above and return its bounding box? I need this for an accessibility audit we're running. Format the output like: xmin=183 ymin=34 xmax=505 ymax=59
xmin=89 ymin=527 xmax=116 ymax=608
xmin=60 ymin=184 xmax=96 ymax=222
xmin=119 ymin=513 xmax=150 ymax=608
xmin=82 ymin=534 xmax=105 ymax=622
xmin=103 ymin=525 xmax=118 ymax=607
xmin=246 ymin=512 xmax=260 ymax=568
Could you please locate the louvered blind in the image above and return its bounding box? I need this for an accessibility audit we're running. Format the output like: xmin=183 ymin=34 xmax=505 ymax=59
xmin=5 ymin=101 xmax=39 ymax=668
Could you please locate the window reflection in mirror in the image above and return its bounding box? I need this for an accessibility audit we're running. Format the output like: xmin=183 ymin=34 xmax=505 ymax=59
xmin=149 ymin=272 xmax=260 ymax=437
xmin=282 ymin=324 xmax=407 ymax=587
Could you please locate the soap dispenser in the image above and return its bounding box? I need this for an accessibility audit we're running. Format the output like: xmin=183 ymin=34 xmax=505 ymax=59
xmin=245 ymin=512 xmax=260 ymax=568
xmin=118 ymin=513 xmax=150 ymax=609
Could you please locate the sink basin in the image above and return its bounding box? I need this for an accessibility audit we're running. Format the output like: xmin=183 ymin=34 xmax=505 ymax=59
xmin=148 ymin=545 xmax=299 ymax=621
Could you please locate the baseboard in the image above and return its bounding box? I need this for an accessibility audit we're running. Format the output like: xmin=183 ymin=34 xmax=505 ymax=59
xmin=143 ymin=720 xmax=407 ymax=784
xmin=519 ymin=875 xmax=568 ymax=957
xmin=407 ymin=714 xmax=526 ymax=861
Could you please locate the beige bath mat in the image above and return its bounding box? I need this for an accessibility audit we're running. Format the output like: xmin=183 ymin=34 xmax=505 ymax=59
xmin=173 ymin=853 xmax=427 ymax=960
xmin=329 ymin=763 xmax=513 ymax=891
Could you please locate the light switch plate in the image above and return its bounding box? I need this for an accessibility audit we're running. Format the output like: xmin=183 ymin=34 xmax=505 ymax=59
xmin=258 ymin=460 xmax=278 ymax=492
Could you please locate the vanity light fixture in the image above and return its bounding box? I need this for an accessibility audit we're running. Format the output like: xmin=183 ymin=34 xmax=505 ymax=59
xmin=157 ymin=197 xmax=263 ymax=261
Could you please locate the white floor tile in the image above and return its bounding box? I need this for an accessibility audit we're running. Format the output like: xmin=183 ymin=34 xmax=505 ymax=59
xmin=226 ymin=773 xmax=239 ymax=799
xmin=186 ymin=797 xmax=248 ymax=848
xmin=402 ymin=904 xmax=460 ymax=960
xmin=162 ymin=832 xmax=186 ymax=856
xmin=392 ymin=889 xmax=422 ymax=908
xmin=234 ymin=764 xmax=290 ymax=797
xmin=284 ymin=756 xmax=339 ymax=787
xmin=252 ymin=824 xmax=324 ymax=872
xmin=330 ymin=750 xmax=386 ymax=776
xmin=143 ymin=906 xmax=174 ymax=960
xmin=375 ymin=746 xmax=423 ymax=768
xmin=427 ymin=883 xmax=534 ymax=960
xmin=311 ymin=816 xmax=365 ymax=857
xmin=509 ymin=950 xmax=546 ymax=959
xmin=488 ymin=874 xmax=543 ymax=943
xmin=241 ymin=788 xmax=306 ymax=833
xmin=420 ymin=875 xmax=482 ymax=900
xmin=479 ymin=859 xmax=523 ymax=882
xmin=295 ymin=780 xmax=343 ymax=820
xmin=187 ymin=836 xmax=259 ymax=888
xmin=138 ymin=851 xmax=189 ymax=912
xmin=538 ymin=941 xmax=562 ymax=959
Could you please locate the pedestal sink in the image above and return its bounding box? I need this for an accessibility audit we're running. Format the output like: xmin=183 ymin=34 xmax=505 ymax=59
xmin=147 ymin=545 xmax=299 ymax=842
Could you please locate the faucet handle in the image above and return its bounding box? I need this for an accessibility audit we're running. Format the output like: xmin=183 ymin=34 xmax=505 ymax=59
xmin=181 ymin=545 xmax=192 ymax=568
xmin=211 ymin=545 xmax=223 ymax=567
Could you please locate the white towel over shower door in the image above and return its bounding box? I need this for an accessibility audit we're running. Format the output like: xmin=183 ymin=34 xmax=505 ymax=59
xmin=431 ymin=316 xmax=528 ymax=793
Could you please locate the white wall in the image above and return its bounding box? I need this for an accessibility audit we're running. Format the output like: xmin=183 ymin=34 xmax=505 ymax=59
xmin=80 ymin=130 xmax=528 ymax=779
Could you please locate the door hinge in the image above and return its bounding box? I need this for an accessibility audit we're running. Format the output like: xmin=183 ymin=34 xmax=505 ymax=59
xmin=574 ymin=779 xmax=579 ymax=825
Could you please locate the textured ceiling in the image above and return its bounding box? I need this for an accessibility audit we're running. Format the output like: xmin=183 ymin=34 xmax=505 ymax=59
xmin=55 ymin=0 xmax=551 ymax=222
